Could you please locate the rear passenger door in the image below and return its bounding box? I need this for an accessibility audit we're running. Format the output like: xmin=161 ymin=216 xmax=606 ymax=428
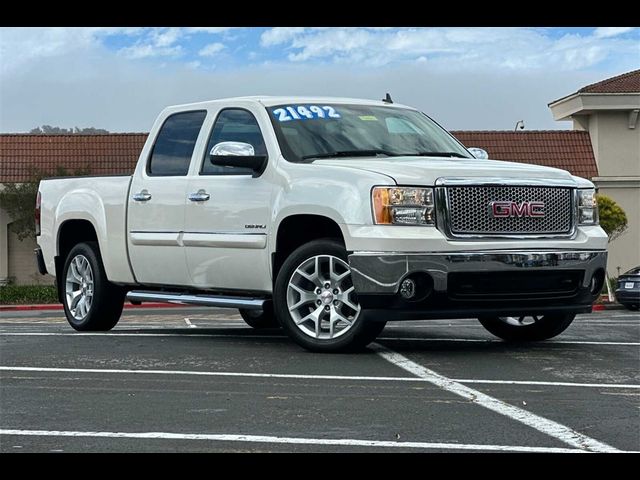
xmin=184 ymin=107 xmax=273 ymax=292
xmin=127 ymin=110 xmax=207 ymax=286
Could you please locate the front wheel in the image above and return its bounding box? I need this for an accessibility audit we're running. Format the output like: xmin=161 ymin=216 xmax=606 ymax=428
xmin=239 ymin=304 xmax=280 ymax=329
xmin=478 ymin=313 xmax=576 ymax=341
xmin=273 ymin=239 xmax=386 ymax=352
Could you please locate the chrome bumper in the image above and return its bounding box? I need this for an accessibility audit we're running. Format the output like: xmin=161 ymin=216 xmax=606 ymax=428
xmin=348 ymin=250 xmax=607 ymax=295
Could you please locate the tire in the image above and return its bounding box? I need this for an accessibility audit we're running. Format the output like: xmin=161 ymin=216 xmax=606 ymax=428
xmin=478 ymin=313 xmax=576 ymax=342
xmin=623 ymin=304 xmax=639 ymax=311
xmin=273 ymin=238 xmax=386 ymax=352
xmin=61 ymin=241 xmax=125 ymax=331
xmin=239 ymin=303 xmax=280 ymax=329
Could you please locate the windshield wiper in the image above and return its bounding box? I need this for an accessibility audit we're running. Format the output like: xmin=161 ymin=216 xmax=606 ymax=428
xmin=400 ymin=151 xmax=470 ymax=158
xmin=301 ymin=149 xmax=399 ymax=161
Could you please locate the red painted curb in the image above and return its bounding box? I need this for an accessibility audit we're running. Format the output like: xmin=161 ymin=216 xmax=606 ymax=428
xmin=592 ymin=304 xmax=605 ymax=311
xmin=0 ymin=302 xmax=181 ymax=312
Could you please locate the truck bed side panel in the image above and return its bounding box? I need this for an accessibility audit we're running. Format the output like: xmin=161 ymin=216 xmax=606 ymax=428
xmin=38 ymin=176 xmax=136 ymax=284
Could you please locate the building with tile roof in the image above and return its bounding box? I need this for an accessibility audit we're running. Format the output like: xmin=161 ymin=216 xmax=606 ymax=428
xmin=549 ymin=68 xmax=640 ymax=276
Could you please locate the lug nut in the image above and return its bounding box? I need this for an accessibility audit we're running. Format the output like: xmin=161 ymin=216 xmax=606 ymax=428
xmin=324 ymin=282 xmax=331 ymax=289
xmin=315 ymin=288 xmax=321 ymax=294
xmin=316 ymin=300 xmax=322 ymax=305
xmin=325 ymin=305 xmax=330 ymax=311
xmin=333 ymin=289 xmax=338 ymax=294
xmin=333 ymin=300 xmax=339 ymax=306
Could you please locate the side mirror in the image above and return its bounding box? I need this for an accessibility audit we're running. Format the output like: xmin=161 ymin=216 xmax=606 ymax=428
xmin=467 ymin=147 xmax=488 ymax=160
xmin=209 ymin=141 xmax=267 ymax=175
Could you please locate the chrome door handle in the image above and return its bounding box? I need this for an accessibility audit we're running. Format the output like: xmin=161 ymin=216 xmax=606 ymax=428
xmin=132 ymin=190 xmax=152 ymax=202
xmin=188 ymin=190 xmax=210 ymax=202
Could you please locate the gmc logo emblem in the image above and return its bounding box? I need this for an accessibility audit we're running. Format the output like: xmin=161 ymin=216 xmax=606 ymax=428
xmin=490 ymin=201 xmax=545 ymax=218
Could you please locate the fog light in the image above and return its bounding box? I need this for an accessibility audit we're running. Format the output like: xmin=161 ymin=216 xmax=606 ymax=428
xmin=400 ymin=278 xmax=416 ymax=299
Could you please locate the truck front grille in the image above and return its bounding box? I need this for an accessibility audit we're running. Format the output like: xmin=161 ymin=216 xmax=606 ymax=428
xmin=445 ymin=186 xmax=573 ymax=236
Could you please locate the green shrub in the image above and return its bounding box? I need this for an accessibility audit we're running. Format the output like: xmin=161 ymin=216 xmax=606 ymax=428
xmin=0 ymin=285 xmax=58 ymax=305
xmin=597 ymin=194 xmax=628 ymax=243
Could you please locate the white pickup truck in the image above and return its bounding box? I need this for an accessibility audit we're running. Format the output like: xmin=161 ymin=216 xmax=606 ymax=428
xmin=36 ymin=96 xmax=608 ymax=351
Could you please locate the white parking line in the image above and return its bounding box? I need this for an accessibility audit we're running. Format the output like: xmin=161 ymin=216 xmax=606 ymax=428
xmin=378 ymin=337 xmax=640 ymax=346
xmin=184 ymin=318 xmax=197 ymax=329
xmin=0 ymin=332 xmax=285 ymax=339
xmin=449 ymin=379 xmax=640 ymax=389
xmin=0 ymin=428 xmax=588 ymax=453
xmin=2 ymin=366 xmax=638 ymax=390
xmin=371 ymin=343 xmax=621 ymax=453
xmin=1 ymin=331 xmax=638 ymax=346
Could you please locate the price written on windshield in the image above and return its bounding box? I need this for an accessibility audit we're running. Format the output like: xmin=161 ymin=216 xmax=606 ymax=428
xmin=273 ymin=105 xmax=341 ymax=122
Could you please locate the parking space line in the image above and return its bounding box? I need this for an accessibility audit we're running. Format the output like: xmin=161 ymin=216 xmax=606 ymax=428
xmin=372 ymin=343 xmax=621 ymax=453
xmin=2 ymin=366 xmax=638 ymax=390
xmin=184 ymin=318 xmax=197 ymax=329
xmin=0 ymin=428 xmax=588 ymax=452
xmin=0 ymin=365 xmax=418 ymax=382
xmin=449 ymin=379 xmax=640 ymax=389
xmin=378 ymin=337 xmax=640 ymax=346
xmin=2 ymin=331 xmax=638 ymax=346
xmin=0 ymin=332 xmax=287 ymax=339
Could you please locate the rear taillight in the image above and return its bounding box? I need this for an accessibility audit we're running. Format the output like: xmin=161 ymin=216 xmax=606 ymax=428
xmin=35 ymin=191 xmax=41 ymax=236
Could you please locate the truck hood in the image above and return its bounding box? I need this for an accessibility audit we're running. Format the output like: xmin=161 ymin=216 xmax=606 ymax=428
xmin=315 ymin=156 xmax=580 ymax=186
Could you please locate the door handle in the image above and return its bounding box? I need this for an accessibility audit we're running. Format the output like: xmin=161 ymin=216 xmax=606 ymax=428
xmin=133 ymin=190 xmax=152 ymax=202
xmin=188 ymin=190 xmax=211 ymax=202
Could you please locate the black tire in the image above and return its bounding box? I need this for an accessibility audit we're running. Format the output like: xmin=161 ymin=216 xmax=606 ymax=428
xmin=239 ymin=303 xmax=280 ymax=329
xmin=478 ymin=313 xmax=576 ymax=342
xmin=61 ymin=241 xmax=125 ymax=331
xmin=273 ymin=238 xmax=386 ymax=352
xmin=623 ymin=304 xmax=639 ymax=311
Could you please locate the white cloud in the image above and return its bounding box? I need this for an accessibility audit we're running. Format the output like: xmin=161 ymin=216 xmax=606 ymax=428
xmin=119 ymin=44 xmax=182 ymax=59
xmin=185 ymin=27 xmax=231 ymax=34
xmin=260 ymin=27 xmax=307 ymax=46
xmin=198 ymin=42 xmax=225 ymax=57
xmin=257 ymin=27 xmax=640 ymax=71
xmin=594 ymin=27 xmax=635 ymax=38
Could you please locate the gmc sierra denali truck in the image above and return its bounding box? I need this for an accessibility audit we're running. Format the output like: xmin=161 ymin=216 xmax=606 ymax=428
xmin=35 ymin=96 xmax=608 ymax=352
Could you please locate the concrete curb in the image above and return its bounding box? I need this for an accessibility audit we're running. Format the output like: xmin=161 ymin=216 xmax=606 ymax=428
xmin=592 ymin=303 xmax=627 ymax=311
xmin=0 ymin=302 xmax=181 ymax=312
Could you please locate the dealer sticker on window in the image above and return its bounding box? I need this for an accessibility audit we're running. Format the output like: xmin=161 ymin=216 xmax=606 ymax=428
xmin=273 ymin=105 xmax=341 ymax=122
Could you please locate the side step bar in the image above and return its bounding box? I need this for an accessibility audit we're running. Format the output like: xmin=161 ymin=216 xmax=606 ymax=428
xmin=126 ymin=291 xmax=267 ymax=310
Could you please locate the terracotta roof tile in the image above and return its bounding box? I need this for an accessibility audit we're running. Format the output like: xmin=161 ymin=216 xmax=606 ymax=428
xmin=578 ymin=69 xmax=640 ymax=94
xmin=0 ymin=133 xmax=148 ymax=182
xmin=451 ymin=130 xmax=598 ymax=179
xmin=1 ymin=131 xmax=598 ymax=183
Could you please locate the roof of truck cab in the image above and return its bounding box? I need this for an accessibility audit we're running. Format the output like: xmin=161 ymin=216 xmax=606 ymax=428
xmin=165 ymin=96 xmax=416 ymax=111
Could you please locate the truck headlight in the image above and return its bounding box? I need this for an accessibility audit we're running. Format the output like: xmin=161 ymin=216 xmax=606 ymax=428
xmin=372 ymin=187 xmax=435 ymax=225
xmin=577 ymin=189 xmax=599 ymax=225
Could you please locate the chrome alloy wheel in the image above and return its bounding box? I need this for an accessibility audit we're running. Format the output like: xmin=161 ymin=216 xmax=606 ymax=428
xmin=499 ymin=316 xmax=541 ymax=326
xmin=286 ymin=255 xmax=361 ymax=339
xmin=65 ymin=254 xmax=94 ymax=321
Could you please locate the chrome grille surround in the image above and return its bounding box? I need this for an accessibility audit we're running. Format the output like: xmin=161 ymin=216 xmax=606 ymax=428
xmin=434 ymin=178 xmax=577 ymax=239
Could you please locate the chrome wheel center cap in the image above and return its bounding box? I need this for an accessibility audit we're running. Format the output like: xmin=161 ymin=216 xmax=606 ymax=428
xmin=320 ymin=290 xmax=334 ymax=305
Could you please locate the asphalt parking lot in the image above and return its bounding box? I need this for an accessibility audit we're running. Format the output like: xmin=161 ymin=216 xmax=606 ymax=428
xmin=0 ymin=307 xmax=638 ymax=453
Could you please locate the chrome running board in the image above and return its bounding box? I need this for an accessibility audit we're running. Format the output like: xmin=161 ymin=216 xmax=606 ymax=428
xmin=126 ymin=291 xmax=267 ymax=310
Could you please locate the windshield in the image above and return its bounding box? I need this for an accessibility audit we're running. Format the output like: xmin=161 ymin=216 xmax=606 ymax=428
xmin=266 ymin=103 xmax=472 ymax=162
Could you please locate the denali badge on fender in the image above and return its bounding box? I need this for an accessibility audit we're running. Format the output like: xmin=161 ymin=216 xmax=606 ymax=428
xmin=490 ymin=201 xmax=545 ymax=218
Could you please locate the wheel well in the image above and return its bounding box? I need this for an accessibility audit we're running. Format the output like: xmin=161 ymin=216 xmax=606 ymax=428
xmin=273 ymin=215 xmax=345 ymax=281
xmin=55 ymin=220 xmax=99 ymax=298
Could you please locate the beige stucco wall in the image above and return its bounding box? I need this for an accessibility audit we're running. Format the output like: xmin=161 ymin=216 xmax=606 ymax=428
xmin=595 ymin=184 xmax=640 ymax=275
xmin=586 ymin=111 xmax=640 ymax=176
xmin=7 ymin=227 xmax=54 ymax=285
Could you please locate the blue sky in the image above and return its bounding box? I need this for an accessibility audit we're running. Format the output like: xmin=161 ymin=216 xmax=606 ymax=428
xmin=0 ymin=27 xmax=638 ymax=132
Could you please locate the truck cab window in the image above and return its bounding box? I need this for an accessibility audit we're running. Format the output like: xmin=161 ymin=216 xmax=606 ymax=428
xmin=201 ymin=109 xmax=267 ymax=176
xmin=148 ymin=110 xmax=207 ymax=176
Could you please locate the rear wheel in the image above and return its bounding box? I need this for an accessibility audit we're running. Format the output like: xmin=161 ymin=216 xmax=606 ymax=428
xmin=274 ymin=239 xmax=386 ymax=352
xmin=62 ymin=241 xmax=125 ymax=331
xmin=478 ymin=313 xmax=576 ymax=341
xmin=239 ymin=304 xmax=280 ymax=329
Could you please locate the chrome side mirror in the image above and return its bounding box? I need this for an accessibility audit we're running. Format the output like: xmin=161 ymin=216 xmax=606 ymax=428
xmin=210 ymin=141 xmax=255 ymax=157
xmin=467 ymin=147 xmax=488 ymax=160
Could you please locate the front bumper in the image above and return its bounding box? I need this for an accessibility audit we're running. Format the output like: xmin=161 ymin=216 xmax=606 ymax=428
xmin=348 ymin=250 xmax=607 ymax=320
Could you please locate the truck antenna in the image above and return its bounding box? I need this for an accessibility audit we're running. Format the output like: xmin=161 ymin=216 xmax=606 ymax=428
xmin=382 ymin=93 xmax=393 ymax=104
